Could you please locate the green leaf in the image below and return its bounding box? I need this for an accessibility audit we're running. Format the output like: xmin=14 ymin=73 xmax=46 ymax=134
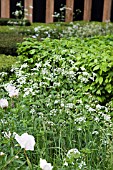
xmin=96 ymin=89 xmax=101 ymax=95
xmin=98 ymin=77 xmax=103 ymax=84
xmin=29 ymin=49 xmax=36 ymax=55
xmin=93 ymin=65 xmax=100 ymax=71
xmin=105 ymin=84 xmax=112 ymax=93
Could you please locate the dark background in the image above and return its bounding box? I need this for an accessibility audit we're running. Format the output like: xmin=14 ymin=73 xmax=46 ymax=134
xmin=0 ymin=0 xmax=113 ymax=22
xmin=33 ymin=0 xmax=46 ymax=22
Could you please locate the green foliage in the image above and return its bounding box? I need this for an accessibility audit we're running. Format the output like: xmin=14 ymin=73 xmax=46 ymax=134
xmin=1 ymin=21 xmax=113 ymax=55
xmin=1 ymin=22 xmax=113 ymax=169
xmin=74 ymin=35 xmax=113 ymax=103
xmin=1 ymin=35 xmax=113 ymax=169
xmin=17 ymin=35 xmax=113 ymax=104
xmin=0 ymin=33 xmax=25 ymax=55
xmin=0 ymin=54 xmax=17 ymax=83
xmin=0 ymin=18 xmax=31 ymax=26
xmin=0 ymin=54 xmax=17 ymax=72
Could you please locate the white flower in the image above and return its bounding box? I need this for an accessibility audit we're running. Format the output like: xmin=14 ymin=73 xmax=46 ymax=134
xmin=88 ymin=107 xmax=95 ymax=112
xmin=96 ymin=104 xmax=102 ymax=110
xmin=67 ymin=148 xmax=80 ymax=158
xmin=5 ymin=84 xmax=19 ymax=97
xmin=29 ymin=5 xmax=33 ymax=9
xmin=0 ymin=152 xmax=5 ymax=156
xmin=16 ymin=2 xmax=21 ymax=7
xmin=78 ymin=161 xmax=86 ymax=169
xmin=9 ymin=89 xmax=19 ymax=98
xmin=0 ymin=99 xmax=8 ymax=108
xmin=40 ymin=158 xmax=53 ymax=170
xmin=2 ymin=131 xmax=11 ymax=138
xmin=5 ymin=84 xmax=15 ymax=92
xmin=15 ymin=155 xmax=19 ymax=159
xmin=15 ymin=10 xmax=20 ymax=17
xmin=24 ymin=8 xmax=28 ymax=12
xmin=15 ymin=133 xmax=35 ymax=151
xmin=103 ymin=114 xmax=111 ymax=121
xmin=63 ymin=158 xmax=68 ymax=166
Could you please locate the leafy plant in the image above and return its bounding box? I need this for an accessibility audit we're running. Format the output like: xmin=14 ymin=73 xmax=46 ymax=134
xmin=17 ymin=35 xmax=113 ymax=103
xmin=1 ymin=25 xmax=113 ymax=169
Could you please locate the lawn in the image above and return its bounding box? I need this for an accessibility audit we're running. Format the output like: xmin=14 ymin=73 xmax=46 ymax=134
xmin=0 ymin=21 xmax=113 ymax=170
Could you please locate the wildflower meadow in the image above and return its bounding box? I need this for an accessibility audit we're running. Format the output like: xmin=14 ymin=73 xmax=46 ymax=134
xmin=1 ymin=22 xmax=113 ymax=170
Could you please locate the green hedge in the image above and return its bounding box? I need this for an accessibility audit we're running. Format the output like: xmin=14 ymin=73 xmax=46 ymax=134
xmin=0 ymin=18 xmax=31 ymax=26
xmin=0 ymin=33 xmax=25 ymax=55
xmin=0 ymin=54 xmax=17 ymax=72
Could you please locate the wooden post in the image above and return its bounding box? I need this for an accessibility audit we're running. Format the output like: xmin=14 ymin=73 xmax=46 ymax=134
xmin=24 ymin=0 xmax=33 ymax=22
xmin=65 ymin=0 xmax=74 ymax=22
xmin=103 ymin=0 xmax=112 ymax=22
xmin=83 ymin=0 xmax=92 ymax=21
xmin=46 ymin=0 xmax=54 ymax=23
xmin=1 ymin=0 xmax=10 ymax=18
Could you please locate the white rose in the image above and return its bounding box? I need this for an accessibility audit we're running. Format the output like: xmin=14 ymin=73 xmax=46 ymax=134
xmin=5 ymin=84 xmax=19 ymax=97
xmin=15 ymin=133 xmax=35 ymax=151
xmin=40 ymin=158 xmax=53 ymax=170
xmin=0 ymin=99 xmax=8 ymax=108
xmin=9 ymin=89 xmax=19 ymax=97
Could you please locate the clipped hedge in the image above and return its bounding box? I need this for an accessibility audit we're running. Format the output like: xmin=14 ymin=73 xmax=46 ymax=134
xmin=0 ymin=54 xmax=17 ymax=72
xmin=0 ymin=18 xmax=31 ymax=26
xmin=0 ymin=33 xmax=25 ymax=55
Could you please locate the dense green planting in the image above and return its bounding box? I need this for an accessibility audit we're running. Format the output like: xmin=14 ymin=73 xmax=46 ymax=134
xmin=1 ymin=35 xmax=113 ymax=169
xmin=17 ymin=35 xmax=113 ymax=103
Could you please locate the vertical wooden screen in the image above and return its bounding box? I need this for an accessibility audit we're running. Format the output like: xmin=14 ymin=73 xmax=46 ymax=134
xmin=65 ymin=0 xmax=74 ymax=22
xmin=0 ymin=0 xmax=113 ymax=23
xmin=24 ymin=0 xmax=33 ymax=22
xmin=83 ymin=0 xmax=92 ymax=21
xmin=103 ymin=0 xmax=112 ymax=22
xmin=1 ymin=0 xmax=10 ymax=18
xmin=46 ymin=0 xmax=54 ymax=23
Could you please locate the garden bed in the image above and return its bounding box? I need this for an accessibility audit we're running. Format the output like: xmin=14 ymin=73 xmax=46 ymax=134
xmin=0 ymin=21 xmax=113 ymax=55
xmin=0 ymin=22 xmax=113 ymax=169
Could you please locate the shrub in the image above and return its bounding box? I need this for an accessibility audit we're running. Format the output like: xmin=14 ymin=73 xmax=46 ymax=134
xmin=0 ymin=54 xmax=17 ymax=72
xmin=0 ymin=54 xmax=17 ymax=83
xmin=0 ymin=18 xmax=31 ymax=26
xmin=17 ymin=35 xmax=113 ymax=104
xmin=75 ymin=35 xmax=113 ymax=103
xmin=0 ymin=33 xmax=25 ymax=55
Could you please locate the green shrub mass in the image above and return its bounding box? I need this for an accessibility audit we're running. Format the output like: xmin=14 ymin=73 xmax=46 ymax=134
xmin=0 ymin=18 xmax=31 ymax=26
xmin=1 ymin=24 xmax=113 ymax=169
xmin=17 ymin=35 xmax=113 ymax=103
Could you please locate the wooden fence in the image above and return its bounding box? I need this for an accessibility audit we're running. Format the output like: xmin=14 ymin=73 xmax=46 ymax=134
xmin=0 ymin=0 xmax=113 ymax=23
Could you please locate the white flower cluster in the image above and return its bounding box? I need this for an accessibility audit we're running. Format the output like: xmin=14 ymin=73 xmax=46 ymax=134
xmin=63 ymin=148 xmax=86 ymax=169
xmin=67 ymin=148 xmax=80 ymax=158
